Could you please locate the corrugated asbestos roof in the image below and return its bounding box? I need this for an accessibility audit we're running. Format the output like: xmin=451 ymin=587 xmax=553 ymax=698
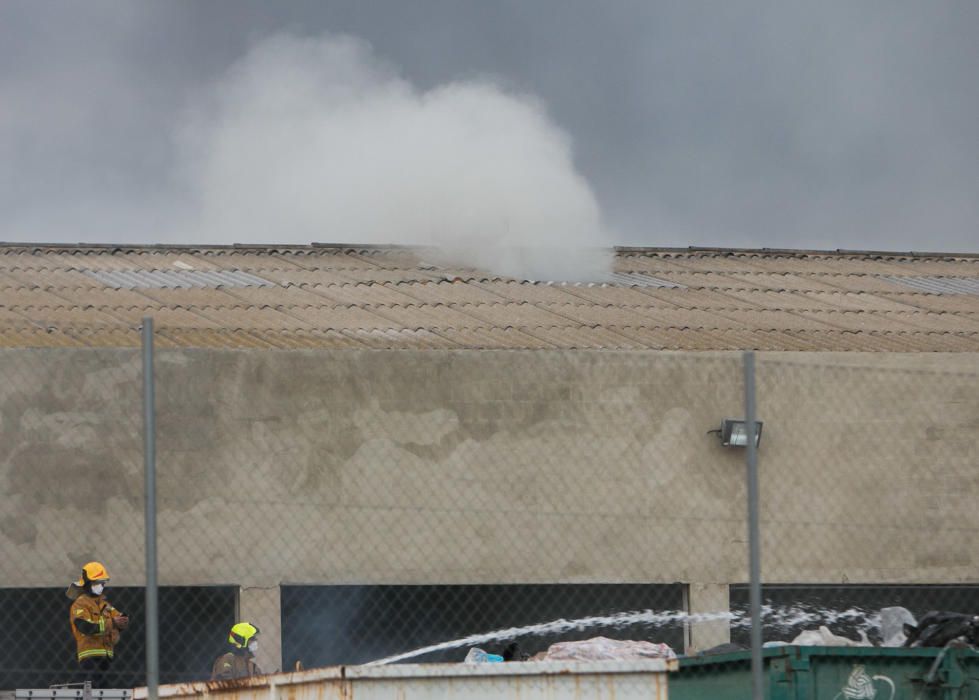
xmin=1 ymin=244 xmax=978 ymax=351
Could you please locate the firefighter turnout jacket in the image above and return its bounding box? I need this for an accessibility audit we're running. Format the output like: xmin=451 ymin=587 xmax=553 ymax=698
xmin=211 ymin=652 xmax=261 ymax=680
xmin=70 ymin=593 xmax=125 ymax=661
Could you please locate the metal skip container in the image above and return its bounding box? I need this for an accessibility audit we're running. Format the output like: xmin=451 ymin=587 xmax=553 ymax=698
xmin=671 ymin=646 xmax=979 ymax=700
xmin=133 ymin=659 xmax=675 ymax=700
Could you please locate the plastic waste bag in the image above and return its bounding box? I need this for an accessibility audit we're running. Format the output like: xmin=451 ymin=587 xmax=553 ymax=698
xmin=790 ymin=625 xmax=871 ymax=647
xmin=465 ymin=647 xmax=504 ymax=663
xmin=904 ymin=611 xmax=979 ymax=648
xmin=880 ymin=606 xmax=916 ymax=647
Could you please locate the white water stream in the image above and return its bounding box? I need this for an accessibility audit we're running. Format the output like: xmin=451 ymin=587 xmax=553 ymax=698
xmin=368 ymin=603 xmax=882 ymax=665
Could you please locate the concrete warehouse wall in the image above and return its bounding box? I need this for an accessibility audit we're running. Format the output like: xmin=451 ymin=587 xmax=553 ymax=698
xmin=2 ymin=349 xmax=978 ymax=662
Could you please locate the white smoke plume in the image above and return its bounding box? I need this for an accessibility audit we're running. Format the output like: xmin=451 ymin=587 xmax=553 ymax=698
xmin=179 ymin=34 xmax=613 ymax=280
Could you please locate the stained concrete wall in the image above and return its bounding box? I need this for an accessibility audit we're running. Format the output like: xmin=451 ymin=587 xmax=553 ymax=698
xmin=2 ymin=349 xmax=978 ymax=655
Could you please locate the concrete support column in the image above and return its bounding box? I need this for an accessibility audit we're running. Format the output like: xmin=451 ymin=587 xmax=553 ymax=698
xmin=684 ymin=583 xmax=730 ymax=654
xmin=239 ymin=586 xmax=282 ymax=674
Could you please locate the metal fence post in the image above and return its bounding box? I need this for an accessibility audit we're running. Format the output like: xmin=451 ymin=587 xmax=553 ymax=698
xmin=142 ymin=318 xmax=159 ymax=699
xmin=744 ymin=351 xmax=762 ymax=700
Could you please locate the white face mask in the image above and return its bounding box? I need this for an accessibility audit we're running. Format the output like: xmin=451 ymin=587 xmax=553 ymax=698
xmin=248 ymin=641 xmax=259 ymax=653
xmin=91 ymin=583 xmax=105 ymax=595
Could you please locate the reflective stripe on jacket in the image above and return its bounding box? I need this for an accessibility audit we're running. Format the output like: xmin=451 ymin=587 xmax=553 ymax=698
xmin=70 ymin=594 xmax=123 ymax=661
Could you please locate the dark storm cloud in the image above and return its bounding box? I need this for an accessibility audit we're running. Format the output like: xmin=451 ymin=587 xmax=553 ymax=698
xmin=1 ymin=1 xmax=977 ymax=253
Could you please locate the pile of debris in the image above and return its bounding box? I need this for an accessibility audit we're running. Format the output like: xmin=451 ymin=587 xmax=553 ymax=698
xmin=698 ymin=607 xmax=979 ymax=656
xmin=464 ymin=607 xmax=979 ymax=664
xmin=465 ymin=637 xmax=676 ymax=663
xmin=768 ymin=608 xmax=979 ymax=650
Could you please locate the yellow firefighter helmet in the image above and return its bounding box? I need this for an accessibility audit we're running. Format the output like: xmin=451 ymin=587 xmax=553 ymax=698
xmin=75 ymin=561 xmax=110 ymax=586
xmin=229 ymin=622 xmax=260 ymax=648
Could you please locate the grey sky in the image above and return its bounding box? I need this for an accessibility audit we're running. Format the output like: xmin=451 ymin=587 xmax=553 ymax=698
xmin=2 ymin=1 xmax=977 ymax=252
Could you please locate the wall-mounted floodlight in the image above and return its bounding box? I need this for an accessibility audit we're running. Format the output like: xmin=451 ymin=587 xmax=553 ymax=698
xmin=712 ymin=419 xmax=763 ymax=448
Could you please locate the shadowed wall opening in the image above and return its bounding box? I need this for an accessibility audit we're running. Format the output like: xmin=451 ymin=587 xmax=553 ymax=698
xmin=281 ymin=583 xmax=684 ymax=667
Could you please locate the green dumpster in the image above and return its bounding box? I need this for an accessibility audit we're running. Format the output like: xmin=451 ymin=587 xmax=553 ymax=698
xmin=672 ymin=645 xmax=979 ymax=699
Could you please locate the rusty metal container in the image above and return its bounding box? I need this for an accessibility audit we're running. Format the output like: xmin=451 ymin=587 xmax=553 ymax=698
xmin=134 ymin=659 xmax=675 ymax=700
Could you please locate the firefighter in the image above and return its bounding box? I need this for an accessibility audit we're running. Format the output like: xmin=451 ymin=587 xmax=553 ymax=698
xmin=211 ymin=622 xmax=262 ymax=680
xmin=66 ymin=562 xmax=129 ymax=688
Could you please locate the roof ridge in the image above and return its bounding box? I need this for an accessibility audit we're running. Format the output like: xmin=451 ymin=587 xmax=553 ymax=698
xmin=4 ymin=319 xmax=976 ymax=335
xmin=2 ymin=242 xmax=978 ymax=258
xmin=615 ymin=246 xmax=979 ymax=259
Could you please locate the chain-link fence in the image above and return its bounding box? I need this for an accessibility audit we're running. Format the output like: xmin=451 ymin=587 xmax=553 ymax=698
xmin=147 ymin=348 xmax=744 ymax=677
xmin=2 ymin=341 xmax=978 ymax=693
xmin=733 ymin=354 xmax=979 ymax=649
xmin=1 ymin=349 xmax=146 ymax=690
